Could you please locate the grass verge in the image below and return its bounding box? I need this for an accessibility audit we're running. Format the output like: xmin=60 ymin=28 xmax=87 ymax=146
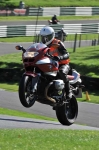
xmin=0 ymin=33 xmax=99 ymax=42
xmin=1 ymin=15 xmax=99 ymax=21
xmin=0 ymin=129 xmax=99 ymax=150
xmin=0 ymin=107 xmax=56 ymax=121
xmin=1 ymin=0 xmax=99 ymax=7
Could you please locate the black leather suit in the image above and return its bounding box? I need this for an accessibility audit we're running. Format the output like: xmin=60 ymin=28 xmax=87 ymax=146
xmin=51 ymin=16 xmax=58 ymax=24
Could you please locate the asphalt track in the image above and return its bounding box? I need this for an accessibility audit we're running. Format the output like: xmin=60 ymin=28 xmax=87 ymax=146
xmin=0 ymin=19 xmax=99 ymax=26
xmin=0 ymin=19 xmax=99 ymax=129
xmin=0 ymin=114 xmax=99 ymax=130
xmin=0 ymin=90 xmax=99 ymax=129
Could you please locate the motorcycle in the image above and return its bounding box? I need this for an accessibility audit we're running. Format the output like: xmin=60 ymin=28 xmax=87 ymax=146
xmin=15 ymin=42 xmax=84 ymax=126
xmin=48 ymin=19 xmax=60 ymax=25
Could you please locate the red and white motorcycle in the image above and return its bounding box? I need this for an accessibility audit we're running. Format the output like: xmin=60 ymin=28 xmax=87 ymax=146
xmin=15 ymin=42 xmax=84 ymax=126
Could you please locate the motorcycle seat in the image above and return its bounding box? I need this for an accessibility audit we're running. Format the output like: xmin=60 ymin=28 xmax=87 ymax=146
xmin=69 ymin=70 xmax=80 ymax=84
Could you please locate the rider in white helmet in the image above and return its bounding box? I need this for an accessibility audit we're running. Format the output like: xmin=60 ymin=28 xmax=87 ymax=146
xmin=40 ymin=26 xmax=72 ymax=100
xmin=40 ymin=26 xmax=55 ymax=45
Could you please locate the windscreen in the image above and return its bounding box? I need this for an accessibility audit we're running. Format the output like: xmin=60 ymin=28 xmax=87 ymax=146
xmin=26 ymin=43 xmax=47 ymax=52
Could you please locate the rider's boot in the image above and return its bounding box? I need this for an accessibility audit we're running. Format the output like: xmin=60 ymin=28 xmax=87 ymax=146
xmin=65 ymin=80 xmax=72 ymax=101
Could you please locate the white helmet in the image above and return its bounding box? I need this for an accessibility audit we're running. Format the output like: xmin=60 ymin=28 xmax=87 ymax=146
xmin=40 ymin=26 xmax=55 ymax=45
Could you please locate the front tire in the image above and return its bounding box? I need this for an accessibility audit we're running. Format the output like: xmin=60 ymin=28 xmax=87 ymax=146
xmin=19 ymin=75 xmax=36 ymax=108
xmin=56 ymin=95 xmax=78 ymax=126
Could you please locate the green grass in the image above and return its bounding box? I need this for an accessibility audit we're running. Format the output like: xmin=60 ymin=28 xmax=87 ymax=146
xmin=1 ymin=15 xmax=99 ymax=21
xmin=0 ymin=107 xmax=56 ymax=121
xmin=2 ymin=0 xmax=99 ymax=7
xmin=0 ymin=83 xmax=18 ymax=91
xmin=0 ymin=33 xmax=99 ymax=42
xmin=0 ymin=129 xmax=99 ymax=150
xmin=69 ymin=45 xmax=99 ymax=77
xmin=0 ymin=36 xmax=34 ymax=42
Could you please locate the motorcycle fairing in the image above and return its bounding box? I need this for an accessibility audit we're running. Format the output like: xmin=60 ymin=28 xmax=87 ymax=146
xmin=36 ymin=58 xmax=59 ymax=73
xmin=36 ymin=58 xmax=51 ymax=65
xmin=44 ymin=71 xmax=57 ymax=76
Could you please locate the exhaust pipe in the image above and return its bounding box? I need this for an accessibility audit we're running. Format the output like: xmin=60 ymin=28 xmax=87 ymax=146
xmin=45 ymin=82 xmax=56 ymax=103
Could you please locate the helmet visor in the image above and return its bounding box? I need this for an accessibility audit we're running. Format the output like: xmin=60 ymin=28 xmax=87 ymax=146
xmin=40 ymin=33 xmax=54 ymax=44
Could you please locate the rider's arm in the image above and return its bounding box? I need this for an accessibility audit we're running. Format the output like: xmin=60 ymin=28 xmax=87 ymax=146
xmin=58 ymin=41 xmax=70 ymax=60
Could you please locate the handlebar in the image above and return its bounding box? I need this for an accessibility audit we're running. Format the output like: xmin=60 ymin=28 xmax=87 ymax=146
xmin=45 ymin=52 xmax=53 ymax=59
xmin=45 ymin=52 xmax=59 ymax=62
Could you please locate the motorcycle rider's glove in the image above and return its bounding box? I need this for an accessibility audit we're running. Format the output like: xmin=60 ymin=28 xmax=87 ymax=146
xmin=53 ymin=56 xmax=60 ymax=61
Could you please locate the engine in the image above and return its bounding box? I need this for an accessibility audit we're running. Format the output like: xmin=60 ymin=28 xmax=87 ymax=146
xmin=53 ymin=79 xmax=65 ymax=90
xmin=45 ymin=80 xmax=65 ymax=103
xmin=37 ymin=76 xmax=65 ymax=103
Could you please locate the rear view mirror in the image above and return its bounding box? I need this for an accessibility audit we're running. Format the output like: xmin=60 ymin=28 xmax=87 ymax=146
xmin=15 ymin=45 xmax=23 ymax=50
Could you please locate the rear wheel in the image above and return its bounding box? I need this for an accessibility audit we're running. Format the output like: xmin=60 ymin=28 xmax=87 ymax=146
xmin=56 ymin=95 xmax=78 ymax=126
xmin=19 ymin=75 xmax=36 ymax=108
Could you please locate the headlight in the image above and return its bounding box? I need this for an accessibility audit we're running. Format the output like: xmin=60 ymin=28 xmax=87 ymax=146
xmin=23 ymin=52 xmax=39 ymax=58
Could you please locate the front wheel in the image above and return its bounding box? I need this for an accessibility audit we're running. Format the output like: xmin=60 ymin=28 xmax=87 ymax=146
xmin=56 ymin=95 xmax=78 ymax=126
xmin=19 ymin=75 xmax=36 ymax=108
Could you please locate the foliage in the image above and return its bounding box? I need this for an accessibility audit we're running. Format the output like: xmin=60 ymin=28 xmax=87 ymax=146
xmin=0 ymin=0 xmax=16 ymax=8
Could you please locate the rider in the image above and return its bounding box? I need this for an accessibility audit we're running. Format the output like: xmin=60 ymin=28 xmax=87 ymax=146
xmin=51 ymin=14 xmax=59 ymax=24
xmin=39 ymin=26 xmax=72 ymax=100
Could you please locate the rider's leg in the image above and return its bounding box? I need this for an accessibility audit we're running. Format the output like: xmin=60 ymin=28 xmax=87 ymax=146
xmin=59 ymin=64 xmax=72 ymax=100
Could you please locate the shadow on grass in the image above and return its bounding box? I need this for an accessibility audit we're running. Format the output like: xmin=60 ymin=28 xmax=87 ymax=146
xmin=70 ymin=63 xmax=99 ymax=76
xmin=0 ymin=62 xmax=24 ymax=84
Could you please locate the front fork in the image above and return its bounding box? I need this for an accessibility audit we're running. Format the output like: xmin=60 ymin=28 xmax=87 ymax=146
xmin=31 ymin=75 xmax=40 ymax=93
xmin=23 ymin=72 xmax=40 ymax=93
